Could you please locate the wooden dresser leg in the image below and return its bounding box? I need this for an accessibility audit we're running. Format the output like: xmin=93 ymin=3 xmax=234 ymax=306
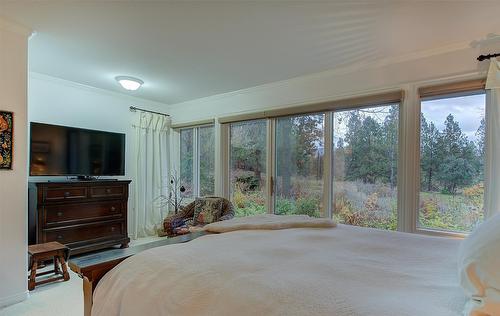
xmin=120 ymin=242 xmax=129 ymax=249
xmin=28 ymin=261 xmax=38 ymax=291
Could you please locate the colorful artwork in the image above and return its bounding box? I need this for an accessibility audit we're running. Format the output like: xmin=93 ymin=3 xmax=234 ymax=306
xmin=0 ymin=111 xmax=13 ymax=169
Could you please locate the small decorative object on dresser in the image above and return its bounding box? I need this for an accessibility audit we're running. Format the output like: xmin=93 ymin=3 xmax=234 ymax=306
xmin=28 ymin=180 xmax=131 ymax=255
xmin=0 ymin=110 xmax=13 ymax=169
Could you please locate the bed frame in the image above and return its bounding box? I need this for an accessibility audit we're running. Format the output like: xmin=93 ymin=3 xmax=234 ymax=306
xmin=68 ymin=232 xmax=208 ymax=316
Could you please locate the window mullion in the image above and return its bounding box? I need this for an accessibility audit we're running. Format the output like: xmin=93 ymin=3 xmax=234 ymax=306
xmin=399 ymin=85 xmax=419 ymax=233
xmin=267 ymin=118 xmax=275 ymax=214
xmin=193 ymin=127 xmax=200 ymax=197
xmin=324 ymin=112 xmax=333 ymax=219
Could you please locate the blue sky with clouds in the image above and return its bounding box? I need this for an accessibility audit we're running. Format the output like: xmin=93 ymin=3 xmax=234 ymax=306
xmin=421 ymin=93 xmax=485 ymax=142
xmin=332 ymin=93 xmax=485 ymax=147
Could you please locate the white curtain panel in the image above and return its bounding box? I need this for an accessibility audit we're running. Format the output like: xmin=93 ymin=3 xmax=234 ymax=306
xmin=485 ymin=58 xmax=500 ymax=218
xmin=132 ymin=111 xmax=171 ymax=238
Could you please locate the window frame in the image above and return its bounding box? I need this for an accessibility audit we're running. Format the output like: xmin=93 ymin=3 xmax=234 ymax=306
xmin=414 ymin=86 xmax=486 ymax=237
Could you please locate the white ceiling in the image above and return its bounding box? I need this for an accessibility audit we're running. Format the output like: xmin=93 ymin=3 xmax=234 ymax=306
xmin=1 ymin=1 xmax=500 ymax=105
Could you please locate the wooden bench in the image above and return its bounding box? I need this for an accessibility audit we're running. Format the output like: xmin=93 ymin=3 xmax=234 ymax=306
xmin=68 ymin=231 xmax=208 ymax=316
xmin=28 ymin=241 xmax=70 ymax=290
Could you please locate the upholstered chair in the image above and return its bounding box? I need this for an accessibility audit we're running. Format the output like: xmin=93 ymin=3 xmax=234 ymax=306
xmin=162 ymin=197 xmax=234 ymax=237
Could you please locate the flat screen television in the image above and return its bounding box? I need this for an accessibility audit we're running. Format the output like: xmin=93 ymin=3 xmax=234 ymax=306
xmin=30 ymin=122 xmax=125 ymax=176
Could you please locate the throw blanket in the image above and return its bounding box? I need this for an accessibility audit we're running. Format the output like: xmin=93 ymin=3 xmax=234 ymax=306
xmin=203 ymin=214 xmax=336 ymax=233
xmin=92 ymin=225 xmax=465 ymax=316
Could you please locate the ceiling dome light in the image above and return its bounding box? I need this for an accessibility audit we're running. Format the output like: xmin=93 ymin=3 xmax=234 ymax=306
xmin=115 ymin=76 xmax=144 ymax=91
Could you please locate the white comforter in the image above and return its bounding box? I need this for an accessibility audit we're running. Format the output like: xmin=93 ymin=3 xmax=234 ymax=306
xmin=92 ymin=225 xmax=465 ymax=316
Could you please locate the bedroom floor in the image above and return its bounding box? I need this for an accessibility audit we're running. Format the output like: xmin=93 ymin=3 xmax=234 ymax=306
xmin=0 ymin=236 xmax=166 ymax=316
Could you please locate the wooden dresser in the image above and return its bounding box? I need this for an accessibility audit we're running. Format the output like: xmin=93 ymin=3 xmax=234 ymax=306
xmin=28 ymin=180 xmax=131 ymax=255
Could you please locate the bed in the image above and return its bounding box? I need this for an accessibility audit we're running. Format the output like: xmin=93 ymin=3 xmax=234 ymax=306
xmin=91 ymin=223 xmax=465 ymax=316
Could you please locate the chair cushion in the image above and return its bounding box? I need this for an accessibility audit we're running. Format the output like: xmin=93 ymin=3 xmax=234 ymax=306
xmin=193 ymin=197 xmax=223 ymax=225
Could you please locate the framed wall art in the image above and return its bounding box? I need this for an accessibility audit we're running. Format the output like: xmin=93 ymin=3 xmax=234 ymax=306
xmin=0 ymin=111 xmax=13 ymax=170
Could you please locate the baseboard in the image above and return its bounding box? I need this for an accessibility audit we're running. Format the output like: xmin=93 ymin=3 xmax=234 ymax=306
xmin=0 ymin=290 xmax=29 ymax=309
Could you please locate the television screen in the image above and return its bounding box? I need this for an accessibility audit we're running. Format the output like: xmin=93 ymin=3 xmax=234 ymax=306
xmin=30 ymin=122 xmax=125 ymax=176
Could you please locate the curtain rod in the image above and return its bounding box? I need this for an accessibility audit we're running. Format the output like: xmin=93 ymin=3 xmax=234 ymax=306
xmin=129 ymin=106 xmax=170 ymax=117
xmin=477 ymin=53 xmax=500 ymax=61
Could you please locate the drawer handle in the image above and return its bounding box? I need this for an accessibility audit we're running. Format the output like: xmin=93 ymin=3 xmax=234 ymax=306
xmin=110 ymin=227 xmax=116 ymax=232
xmin=57 ymin=211 xmax=63 ymax=217
xmin=106 ymin=188 xmax=112 ymax=194
xmin=57 ymin=235 xmax=63 ymax=240
xmin=110 ymin=206 xmax=116 ymax=212
xmin=64 ymin=192 xmax=70 ymax=197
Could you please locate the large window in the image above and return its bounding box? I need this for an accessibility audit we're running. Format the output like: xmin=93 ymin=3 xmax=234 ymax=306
xmin=178 ymin=125 xmax=215 ymax=199
xmin=332 ymin=104 xmax=399 ymax=230
xmin=230 ymin=120 xmax=267 ymax=217
xmin=275 ymin=114 xmax=325 ymax=217
xmin=217 ymin=82 xmax=487 ymax=236
xmin=419 ymin=93 xmax=485 ymax=232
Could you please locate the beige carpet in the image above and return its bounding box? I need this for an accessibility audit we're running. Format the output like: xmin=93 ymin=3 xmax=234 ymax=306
xmin=0 ymin=236 xmax=165 ymax=316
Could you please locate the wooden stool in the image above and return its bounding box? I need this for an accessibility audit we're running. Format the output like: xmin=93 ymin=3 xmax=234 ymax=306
xmin=28 ymin=241 xmax=70 ymax=291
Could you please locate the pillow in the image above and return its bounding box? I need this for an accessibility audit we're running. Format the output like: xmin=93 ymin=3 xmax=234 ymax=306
xmin=458 ymin=213 xmax=500 ymax=316
xmin=193 ymin=197 xmax=223 ymax=225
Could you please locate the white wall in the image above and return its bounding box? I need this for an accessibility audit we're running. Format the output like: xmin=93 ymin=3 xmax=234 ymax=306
xmin=0 ymin=18 xmax=30 ymax=307
xmin=28 ymin=73 xmax=169 ymax=236
xmin=165 ymin=38 xmax=500 ymax=123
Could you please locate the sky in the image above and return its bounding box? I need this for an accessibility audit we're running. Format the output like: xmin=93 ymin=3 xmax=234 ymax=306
xmin=332 ymin=93 xmax=485 ymax=147
xmin=421 ymin=93 xmax=485 ymax=142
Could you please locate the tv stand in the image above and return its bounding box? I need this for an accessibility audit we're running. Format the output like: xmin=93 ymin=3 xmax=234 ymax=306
xmin=28 ymin=180 xmax=131 ymax=255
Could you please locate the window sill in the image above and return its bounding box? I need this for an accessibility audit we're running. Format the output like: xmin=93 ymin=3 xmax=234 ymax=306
xmin=415 ymin=227 xmax=467 ymax=239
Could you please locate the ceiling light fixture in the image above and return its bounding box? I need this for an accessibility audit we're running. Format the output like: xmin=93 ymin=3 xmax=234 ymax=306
xmin=115 ymin=76 xmax=144 ymax=91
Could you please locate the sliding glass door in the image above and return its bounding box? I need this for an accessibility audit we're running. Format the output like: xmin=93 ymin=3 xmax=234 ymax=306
xmin=332 ymin=104 xmax=399 ymax=230
xmin=275 ymin=114 xmax=325 ymax=217
xmin=229 ymin=120 xmax=268 ymax=217
xmin=225 ymin=103 xmax=399 ymax=226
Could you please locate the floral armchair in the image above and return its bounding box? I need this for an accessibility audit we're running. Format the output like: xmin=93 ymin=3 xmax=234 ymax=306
xmin=162 ymin=197 xmax=234 ymax=237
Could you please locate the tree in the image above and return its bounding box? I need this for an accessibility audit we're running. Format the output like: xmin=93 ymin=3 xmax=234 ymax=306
xmin=420 ymin=116 xmax=440 ymax=191
xmin=345 ymin=113 xmax=387 ymax=184
xmin=230 ymin=120 xmax=267 ymax=190
xmin=438 ymin=156 xmax=475 ymax=194
xmin=276 ymin=114 xmax=324 ymax=197
xmin=435 ymin=114 xmax=480 ymax=194
xmin=383 ymin=105 xmax=398 ymax=187
xmin=475 ymin=118 xmax=486 ymax=180
xmin=333 ymin=138 xmax=345 ymax=181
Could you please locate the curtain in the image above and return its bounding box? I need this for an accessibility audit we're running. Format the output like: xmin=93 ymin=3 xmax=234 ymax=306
xmin=485 ymin=58 xmax=500 ymax=218
xmin=132 ymin=111 xmax=171 ymax=238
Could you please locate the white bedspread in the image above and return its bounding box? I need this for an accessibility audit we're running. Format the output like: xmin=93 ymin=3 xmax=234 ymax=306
xmin=92 ymin=225 xmax=465 ymax=316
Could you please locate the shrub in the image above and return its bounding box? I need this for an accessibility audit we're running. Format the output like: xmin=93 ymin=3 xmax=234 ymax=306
xmin=276 ymin=198 xmax=295 ymax=215
xmin=294 ymin=197 xmax=320 ymax=217
xmin=235 ymin=174 xmax=260 ymax=191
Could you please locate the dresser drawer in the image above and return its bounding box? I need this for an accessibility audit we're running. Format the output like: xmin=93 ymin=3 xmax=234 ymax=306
xmin=90 ymin=185 xmax=125 ymax=199
xmin=44 ymin=187 xmax=88 ymax=202
xmin=43 ymin=221 xmax=124 ymax=245
xmin=44 ymin=202 xmax=123 ymax=226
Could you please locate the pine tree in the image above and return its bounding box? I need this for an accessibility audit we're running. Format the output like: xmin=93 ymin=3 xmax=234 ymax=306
xmin=436 ymin=114 xmax=478 ymax=194
xmin=383 ymin=105 xmax=398 ymax=188
xmin=420 ymin=115 xmax=440 ymax=191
